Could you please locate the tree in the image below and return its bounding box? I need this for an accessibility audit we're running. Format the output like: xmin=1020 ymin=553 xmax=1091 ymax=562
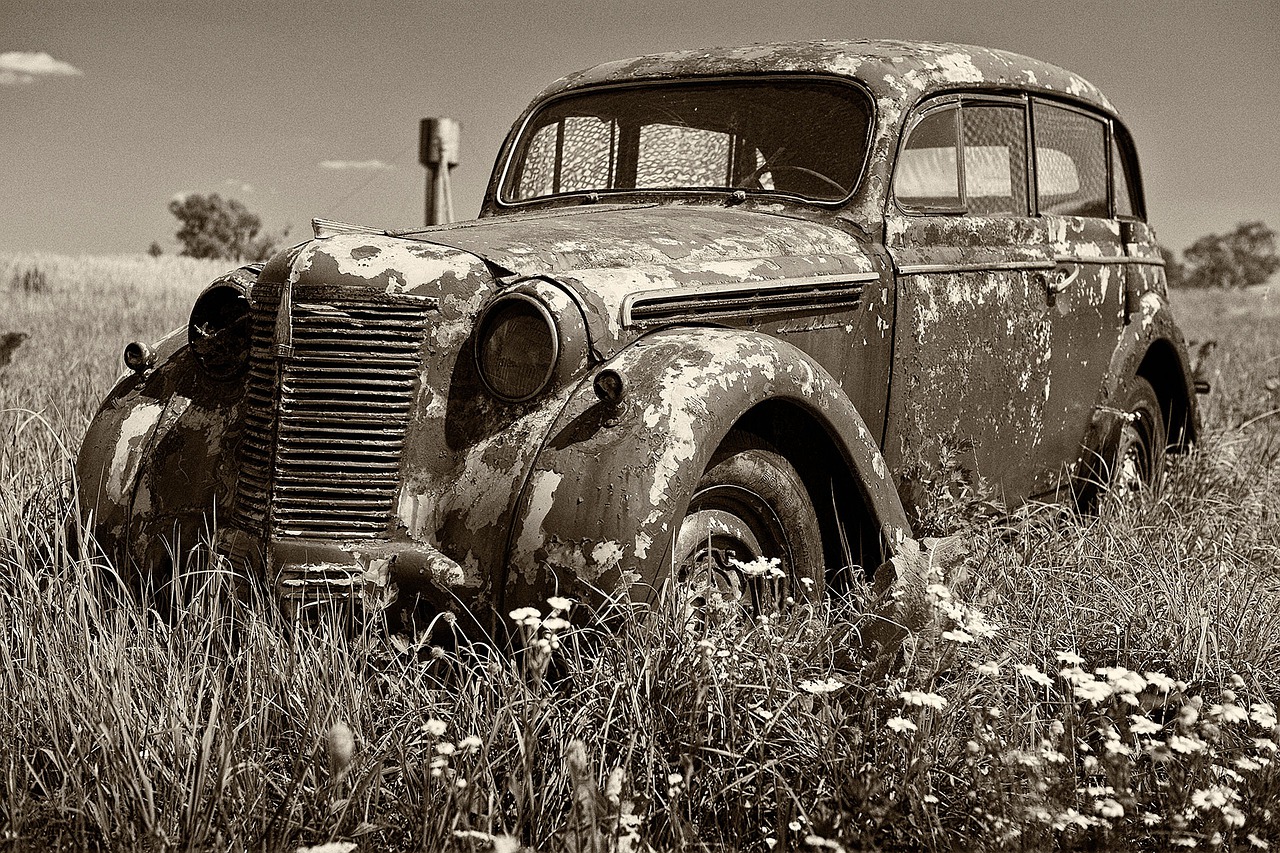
xmin=147 ymin=241 xmax=163 ymax=258
xmin=167 ymin=193 xmax=287 ymax=262
xmin=1181 ymin=221 xmax=1280 ymax=289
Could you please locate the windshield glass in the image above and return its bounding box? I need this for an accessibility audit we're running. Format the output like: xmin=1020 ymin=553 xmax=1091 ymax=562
xmin=502 ymin=78 xmax=873 ymax=204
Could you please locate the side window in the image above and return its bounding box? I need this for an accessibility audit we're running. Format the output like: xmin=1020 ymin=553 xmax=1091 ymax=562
xmin=1033 ymin=101 xmax=1108 ymax=217
xmin=961 ymin=105 xmax=1028 ymax=215
xmin=1111 ymin=133 xmax=1138 ymax=218
xmin=894 ymin=107 xmax=961 ymax=211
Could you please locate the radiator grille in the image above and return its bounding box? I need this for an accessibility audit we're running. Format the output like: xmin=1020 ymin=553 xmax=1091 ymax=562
xmin=233 ymin=283 xmax=428 ymax=539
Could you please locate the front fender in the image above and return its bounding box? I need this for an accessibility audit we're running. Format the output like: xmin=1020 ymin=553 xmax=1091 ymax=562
xmin=76 ymin=346 xmax=245 ymax=572
xmin=501 ymin=327 xmax=910 ymax=610
xmin=75 ymin=264 xmax=259 ymax=573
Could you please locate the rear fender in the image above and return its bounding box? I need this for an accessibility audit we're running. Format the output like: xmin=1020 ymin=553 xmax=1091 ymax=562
xmin=1090 ymin=290 xmax=1200 ymax=454
xmin=501 ymin=327 xmax=910 ymax=610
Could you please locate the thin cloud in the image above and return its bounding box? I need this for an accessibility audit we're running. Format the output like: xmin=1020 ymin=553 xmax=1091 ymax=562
xmin=223 ymin=179 xmax=256 ymax=194
xmin=319 ymin=159 xmax=394 ymax=171
xmin=0 ymin=51 xmax=82 ymax=86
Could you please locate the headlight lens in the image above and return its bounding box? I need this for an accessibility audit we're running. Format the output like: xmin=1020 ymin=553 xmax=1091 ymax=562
xmin=188 ymin=283 xmax=251 ymax=379
xmin=476 ymin=293 xmax=559 ymax=402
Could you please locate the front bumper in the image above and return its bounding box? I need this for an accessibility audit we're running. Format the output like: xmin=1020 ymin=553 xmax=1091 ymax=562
xmin=216 ymin=525 xmax=481 ymax=615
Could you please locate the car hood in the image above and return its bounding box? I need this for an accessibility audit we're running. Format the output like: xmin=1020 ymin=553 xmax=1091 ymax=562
xmin=400 ymin=204 xmax=881 ymax=346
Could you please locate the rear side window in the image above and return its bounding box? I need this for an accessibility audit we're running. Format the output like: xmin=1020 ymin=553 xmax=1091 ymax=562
xmin=1033 ymin=101 xmax=1108 ymax=218
xmin=894 ymin=100 xmax=1028 ymax=215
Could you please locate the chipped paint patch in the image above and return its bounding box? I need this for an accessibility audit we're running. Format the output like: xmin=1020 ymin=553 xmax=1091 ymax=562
xmin=514 ymin=469 xmax=564 ymax=564
xmin=107 ymin=401 xmax=164 ymax=502
xmin=934 ymin=52 xmax=984 ymax=83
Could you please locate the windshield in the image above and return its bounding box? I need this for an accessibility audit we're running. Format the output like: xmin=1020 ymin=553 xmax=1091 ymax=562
xmin=502 ymin=78 xmax=873 ymax=204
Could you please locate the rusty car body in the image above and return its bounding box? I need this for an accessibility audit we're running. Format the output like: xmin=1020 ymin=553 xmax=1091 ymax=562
xmin=76 ymin=40 xmax=1199 ymax=623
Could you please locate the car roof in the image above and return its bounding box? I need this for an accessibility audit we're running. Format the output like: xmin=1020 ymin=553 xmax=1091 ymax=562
xmin=537 ymin=39 xmax=1117 ymax=116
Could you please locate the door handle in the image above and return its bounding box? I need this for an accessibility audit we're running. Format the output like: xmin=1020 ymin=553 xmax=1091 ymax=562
xmin=1047 ymin=266 xmax=1080 ymax=295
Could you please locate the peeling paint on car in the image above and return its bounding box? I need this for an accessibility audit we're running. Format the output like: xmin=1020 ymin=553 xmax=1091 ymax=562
xmin=74 ymin=40 xmax=1196 ymax=630
xmin=106 ymin=401 xmax=163 ymax=503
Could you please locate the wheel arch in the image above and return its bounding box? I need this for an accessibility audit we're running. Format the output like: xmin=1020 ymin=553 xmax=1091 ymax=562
xmin=499 ymin=327 xmax=910 ymax=611
xmin=1135 ymin=336 xmax=1197 ymax=451
xmin=727 ymin=399 xmax=888 ymax=591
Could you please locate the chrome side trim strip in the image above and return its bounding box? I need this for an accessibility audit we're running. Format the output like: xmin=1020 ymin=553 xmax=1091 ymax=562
xmin=895 ymin=259 xmax=1056 ymax=275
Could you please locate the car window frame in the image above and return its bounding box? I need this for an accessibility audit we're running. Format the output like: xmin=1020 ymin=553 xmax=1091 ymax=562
xmin=1028 ymin=97 xmax=1113 ymax=220
xmin=493 ymin=73 xmax=879 ymax=211
xmin=890 ymin=92 xmax=1034 ymax=218
xmin=1108 ymin=119 xmax=1147 ymax=222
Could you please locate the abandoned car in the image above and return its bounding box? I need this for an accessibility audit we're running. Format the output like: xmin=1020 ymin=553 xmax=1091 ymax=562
xmin=76 ymin=40 xmax=1199 ymax=621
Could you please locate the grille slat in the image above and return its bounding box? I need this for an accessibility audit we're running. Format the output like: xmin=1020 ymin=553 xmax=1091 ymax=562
xmin=232 ymin=282 xmax=428 ymax=540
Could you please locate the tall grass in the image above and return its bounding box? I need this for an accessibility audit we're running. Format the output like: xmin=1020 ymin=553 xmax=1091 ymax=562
xmin=2 ymin=255 xmax=1278 ymax=851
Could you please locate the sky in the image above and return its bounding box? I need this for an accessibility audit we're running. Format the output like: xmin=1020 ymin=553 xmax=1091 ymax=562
xmin=3 ymin=0 xmax=1277 ymax=257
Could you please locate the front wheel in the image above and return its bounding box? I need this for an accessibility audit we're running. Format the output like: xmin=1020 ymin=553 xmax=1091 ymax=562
xmin=671 ymin=438 xmax=824 ymax=624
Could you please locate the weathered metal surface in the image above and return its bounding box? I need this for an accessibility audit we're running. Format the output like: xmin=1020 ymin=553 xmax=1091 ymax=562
xmin=74 ymin=40 xmax=1200 ymax=625
xmin=500 ymin=327 xmax=909 ymax=611
xmin=76 ymin=266 xmax=258 ymax=572
xmin=883 ymin=213 xmax=1056 ymax=500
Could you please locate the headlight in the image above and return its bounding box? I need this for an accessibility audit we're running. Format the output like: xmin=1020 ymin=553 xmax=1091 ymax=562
xmin=476 ymin=293 xmax=560 ymax=402
xmin=188 ymin=282 xmax=251 ymax=379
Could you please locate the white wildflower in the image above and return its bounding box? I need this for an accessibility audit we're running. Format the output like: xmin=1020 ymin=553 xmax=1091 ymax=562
xmin=887 ymin=716 xmax=918 ymax=734
xmin=1096 ymin=798 xmax=1124 ymax=819
xmin=900 ymin=690 xmax=947 ymax=709
xmin=1129 ymin=715 xmax=1163 ymax=735
xmin=1016 ymin=664 xmax=1054 ymax=688
xmin=1097 ymin=666 xmax=1147 ymax=695
xmin=508 ymin=606 xmax=542 ymax=627
xmin=1210 ymin=703 xmax=1249 ymax=724
xmin=1074 ymin=680 xmax=1114 ymax=704
xmin=798 ymin=677 xmax=844 ymax=695
xmin=1168 ymin=734 xmax=1207 ymax=754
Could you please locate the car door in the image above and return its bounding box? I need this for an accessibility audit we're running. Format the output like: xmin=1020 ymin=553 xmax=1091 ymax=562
xmin=1029 ymin=99 xmax=1129 ymax=495
xmin=883 ymin=95 xmax=1057 ymax=503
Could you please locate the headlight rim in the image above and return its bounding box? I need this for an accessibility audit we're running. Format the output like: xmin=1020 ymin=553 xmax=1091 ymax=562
xmin=187 ymin=281 xmax=252 ymax=381
xmin=475 ymin=291 xmax=562 ymax=404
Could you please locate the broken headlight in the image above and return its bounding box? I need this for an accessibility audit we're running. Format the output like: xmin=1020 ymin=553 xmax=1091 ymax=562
xmin=188 ymin=282 xmax=251 ymax=380
xmin=476 ymin=293 xmax=560 ymax=402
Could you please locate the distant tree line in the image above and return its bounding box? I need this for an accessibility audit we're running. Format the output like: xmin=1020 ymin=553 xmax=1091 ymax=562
xmin=153 ymin=193 xmax=289 ymax=262
xmin=1162 ymin=221 xmax=1279 ymax=290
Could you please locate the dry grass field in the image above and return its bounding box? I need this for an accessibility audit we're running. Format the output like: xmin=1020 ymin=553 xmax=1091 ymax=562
xmin=2 ymin=251 xmax=1280 ymax=852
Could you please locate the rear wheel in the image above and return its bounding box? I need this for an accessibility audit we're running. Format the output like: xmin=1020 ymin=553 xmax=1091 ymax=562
xmin=671 ymin=437 xmax=824 ymax=625
xmin=1081 ymin=376 xmax=1167 ymax=507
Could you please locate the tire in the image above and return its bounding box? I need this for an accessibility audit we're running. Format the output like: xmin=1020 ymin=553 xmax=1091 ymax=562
xmin=670 ymin=436 xmax=824 ymax=623
xmin=1081 ymin=376 xmax=1167 ymax=508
